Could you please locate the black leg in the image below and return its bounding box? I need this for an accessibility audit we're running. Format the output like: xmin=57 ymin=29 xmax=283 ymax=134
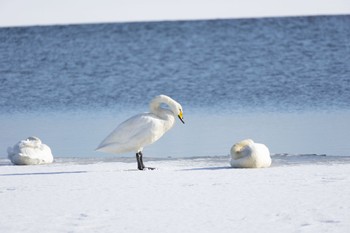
xmin=136 ymin=152 xmax=155 ymax=170
xmin=136 ymin=152 xmax=144 ymax=170
xmin=139 ymin=151 xmax=146 ymax=168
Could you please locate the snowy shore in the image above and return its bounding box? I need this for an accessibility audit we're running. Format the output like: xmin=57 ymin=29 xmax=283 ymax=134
xmin=1 ymin=155 xmax=349 ymax=233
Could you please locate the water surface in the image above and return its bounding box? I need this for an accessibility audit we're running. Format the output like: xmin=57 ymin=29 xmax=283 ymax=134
xmin=0 ymin=15 xmax=349 ymax=158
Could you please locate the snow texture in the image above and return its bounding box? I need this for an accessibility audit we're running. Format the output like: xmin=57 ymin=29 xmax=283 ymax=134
xmin=0 ymin=157 xmax=349 ymax=233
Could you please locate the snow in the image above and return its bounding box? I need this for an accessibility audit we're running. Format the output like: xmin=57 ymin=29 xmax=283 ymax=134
xmin=0 ymin=0 xmax=349 ymax=27
xmin=1 ymin=157 xmax=349 ymax=233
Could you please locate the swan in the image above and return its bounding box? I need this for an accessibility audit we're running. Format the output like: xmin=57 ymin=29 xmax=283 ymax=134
xmin=96 ymin=94 xmax=185 ymax=170
xmin=7 ymin=136 xmax=54 ymax=165
xmin=230 ymin=139 xmax=271 ymax=168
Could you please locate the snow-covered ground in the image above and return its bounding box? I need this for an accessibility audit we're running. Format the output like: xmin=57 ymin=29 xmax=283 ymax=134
xmin=1 ymin=156 xmax=349 ymax=233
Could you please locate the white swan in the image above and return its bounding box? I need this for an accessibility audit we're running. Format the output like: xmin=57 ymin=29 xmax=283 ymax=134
xmin=96 ymin=95 xmax=185 ymax=170
xmin=7 ymin=136 xmax=54 ymax=165
xmin=230 ymin=139 xmax=271 ymax=168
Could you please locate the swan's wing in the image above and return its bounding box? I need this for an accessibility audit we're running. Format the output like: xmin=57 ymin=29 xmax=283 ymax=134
xmin=254 ymin=143 xmax=271 ymax=167
xmin=96 ymin=113 xmax=162 ymax=152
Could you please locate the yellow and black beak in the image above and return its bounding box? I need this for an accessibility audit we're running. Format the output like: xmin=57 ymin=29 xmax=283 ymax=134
xmin=178 ymin=110 xmax=185 ymax=124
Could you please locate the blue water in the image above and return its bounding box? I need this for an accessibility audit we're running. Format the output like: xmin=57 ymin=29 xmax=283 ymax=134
xmin=0 ymin=15 xmax=350 ymax=159
xmin=1 ymin=15 xmax=350 ymax=113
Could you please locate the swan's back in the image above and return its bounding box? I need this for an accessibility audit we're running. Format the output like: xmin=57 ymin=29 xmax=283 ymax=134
xmin=253 ymin=143 xmax=271 ymax=168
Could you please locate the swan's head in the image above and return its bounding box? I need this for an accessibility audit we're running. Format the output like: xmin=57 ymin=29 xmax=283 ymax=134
xmin=167 ymin=96 xmax=185 ymax=124
xmin=20 ymin=136 xmax=42 ymax=148
xmin=175 ymin=104 xmax=185 ymax=124
xmin=27 ymin=136 xmax=41 ymax=143
xmin=151 ymin=95 xmax=185 ymax=124
xmin=231 ymin=139 xmax=254 ymax=158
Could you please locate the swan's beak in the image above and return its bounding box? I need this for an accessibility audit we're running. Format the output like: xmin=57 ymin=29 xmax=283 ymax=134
xmin=178 ymin=111 xmax=185 ymax=124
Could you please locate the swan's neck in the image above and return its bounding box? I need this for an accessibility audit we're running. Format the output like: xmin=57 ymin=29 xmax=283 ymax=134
xmin=241 ymin=146 xmax=255 ymax=158
xmin=149 ymin=96 xmax=177 ymax=119
xmin=149 ymin=95 xmax=181 ymax=132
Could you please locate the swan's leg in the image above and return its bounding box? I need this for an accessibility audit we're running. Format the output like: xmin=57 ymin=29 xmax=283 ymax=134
xmin=139 ymin=151 xmax=145 ymax=169
xmin=139 ymin=152 xmax=155 ymax=170
xmin=136 ymin=152 xmax=144 ymax=170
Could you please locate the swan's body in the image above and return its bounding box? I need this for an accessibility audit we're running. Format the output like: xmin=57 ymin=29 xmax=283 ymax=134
xmin=7 ymin=136 xmax=54 ymax=165
xmin=230 ymin=139 xmax=271 ymax=168
xmin=96 ymin=95 xmax=184 ymax=170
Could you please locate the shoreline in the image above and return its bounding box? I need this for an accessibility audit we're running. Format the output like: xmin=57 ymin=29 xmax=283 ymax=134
xmin=1 ymin=111 xmax=350 ymax=158
xmin=2 ymin=153 xmax=350 ymax=166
